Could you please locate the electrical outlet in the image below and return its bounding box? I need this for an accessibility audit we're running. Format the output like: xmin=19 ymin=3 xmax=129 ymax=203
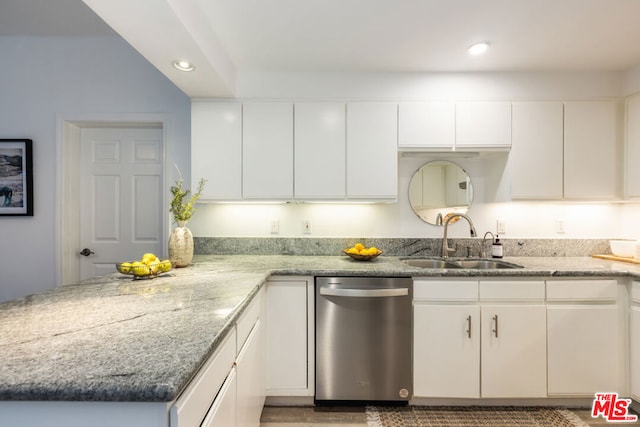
xmin=556 ymin=220 xmax=565 ymax=234
xmin=270 ymin=220 xmax=279 ymax=235
xmin=303 ymin=220 xmax=312 ymax=234
xmin=497 ymin=219 xmax=506 ymax=234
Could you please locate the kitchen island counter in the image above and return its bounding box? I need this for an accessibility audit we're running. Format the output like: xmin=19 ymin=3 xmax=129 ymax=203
xmin=1 ymin=254 xmax=638 ymax=404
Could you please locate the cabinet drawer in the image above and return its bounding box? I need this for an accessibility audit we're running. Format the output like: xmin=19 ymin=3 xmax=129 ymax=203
xmin=237 ymin=288 xmax=263 ymax=353
xmin=546 ymin=280 xmax=617 ymax=301
xmin=413 ymin=280 xmax=478 ymax=301
xmin=170 ymin=329 xmax=236 ymax=427
xmin=479 ymin=281 xmax=545 ymax=301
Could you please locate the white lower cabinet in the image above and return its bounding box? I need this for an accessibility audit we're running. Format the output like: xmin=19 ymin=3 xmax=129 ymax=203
xmin=201 ymin=369 xmax=237 ymax=427
xmin=265 ymin=277 xmax=314 ymax=396
xmin=480 ymin=304 xmax=547 ymax=398
xmin=414 ymin=303 xmax=480 ymax=397
xmin=547 ymin=280 xmax=621 ymax=396
xmin=236 ymin=318 xmax=266 ymax=427
xmin=414 ymin=279 xmax=547 ymax=399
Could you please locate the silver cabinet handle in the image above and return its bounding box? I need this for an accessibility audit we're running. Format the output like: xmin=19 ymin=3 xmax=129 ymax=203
xmin=492 ymin=314 xmax=499 ymax=338
xmin=466 ymin=315 xmax=472 ymax=339
xmin=319 ymin=287 xmax=409 ymax=298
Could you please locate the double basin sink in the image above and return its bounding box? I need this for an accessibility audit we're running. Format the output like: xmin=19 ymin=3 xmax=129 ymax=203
xmin=401 ymin=257 xmax=524 ymax=270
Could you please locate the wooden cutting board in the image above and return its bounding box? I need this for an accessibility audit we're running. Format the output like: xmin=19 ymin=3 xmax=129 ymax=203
xmin=592 ymin=254 xmax=640 ymax=264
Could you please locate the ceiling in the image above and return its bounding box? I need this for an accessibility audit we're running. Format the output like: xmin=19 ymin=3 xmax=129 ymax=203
xmin=4 ymin=0 xmax=640 ymax=97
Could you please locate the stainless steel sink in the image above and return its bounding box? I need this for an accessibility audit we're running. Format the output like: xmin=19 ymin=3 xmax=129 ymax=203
xmin=401 ymin=257 xmax=523 ymax=270
xmin=400 ymin=258 xmax=462 ymax=269
xmin=455 ymin=259 xmax=524 ymax=269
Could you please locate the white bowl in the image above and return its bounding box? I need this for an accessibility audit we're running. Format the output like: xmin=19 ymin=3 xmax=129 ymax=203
xmin=610 ymin=240 xmax=636 ymax=257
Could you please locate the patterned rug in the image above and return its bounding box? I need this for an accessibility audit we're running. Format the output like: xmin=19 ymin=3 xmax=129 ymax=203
xmin=366 ymin=406 xmax=590 ymax=427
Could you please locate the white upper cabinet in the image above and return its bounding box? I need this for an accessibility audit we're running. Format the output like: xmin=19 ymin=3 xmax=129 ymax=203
xmin=191 ymin=101 xmax=242 ymax=201
xmin=626 ymin=94 xmax=640 ymax=198
xmin=510 ymin=102 xmax=564 ymax=199
xmin=398 ymin=102 xmax=455 ymax=149
xmin=242 ymin=102 xmax=294 ymax=200
xmin=294 ymin=102 xmax=346 ymax=199
xmin=456 ymin=102 xmax=512 ymax=148
xmin=398 ymin=102 xmax=511 ymax=150
xmin=564 ymin=101 xmax=620 ymax=200
xmin=346 ymin=103 xmax=398 ymax=200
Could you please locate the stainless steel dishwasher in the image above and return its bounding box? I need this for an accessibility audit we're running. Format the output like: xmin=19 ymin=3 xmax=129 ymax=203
xmin=315 ymin=276 xmax=412 ymax=403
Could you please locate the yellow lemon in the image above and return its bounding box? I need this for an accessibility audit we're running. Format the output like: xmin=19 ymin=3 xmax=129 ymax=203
xmin=131 ymin=261 xmax=150 ymax=276
xmin=119 ymin=262 xmax=132 ymax=273
xmin=141 ymin=253 xmax=157 ymax=264
xmin=346 ymin=247 xmax=359 ymax=254
xmin=160 ymin=260 xmax=172 ymax=272
xmin=369 ymin=247 xmax=379 ymax=255
xmin=148 ymin=260 xmax=160 ymax=274
xmin=354 ymin=243 xmax=365 ymax=252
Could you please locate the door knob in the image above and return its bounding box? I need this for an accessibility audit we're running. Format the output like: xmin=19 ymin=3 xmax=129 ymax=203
xmin=80 ymin=248 xmax=95 ymax=257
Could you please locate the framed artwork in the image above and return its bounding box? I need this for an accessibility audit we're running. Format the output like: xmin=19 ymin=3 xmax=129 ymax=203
xmin=0 ymin=139 xmax=33 ymax=216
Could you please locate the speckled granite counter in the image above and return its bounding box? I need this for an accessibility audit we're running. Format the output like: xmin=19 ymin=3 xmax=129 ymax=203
xmin=1 ymin=254 xmax=639 ymax=404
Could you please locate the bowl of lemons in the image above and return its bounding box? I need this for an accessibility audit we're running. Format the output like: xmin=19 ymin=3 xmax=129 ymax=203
xmin=117 ymin=253 xmax=172 ymax=279
xmin=343 ymin=243 xmax=383 ymax=261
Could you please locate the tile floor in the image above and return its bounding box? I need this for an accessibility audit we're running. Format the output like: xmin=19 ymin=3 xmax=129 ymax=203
xmin=260 ymin=406 xmax=640 ymax=426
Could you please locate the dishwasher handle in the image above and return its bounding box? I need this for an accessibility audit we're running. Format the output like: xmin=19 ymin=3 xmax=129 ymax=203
xmin=319 ymin=287 xmax=409 ymax=298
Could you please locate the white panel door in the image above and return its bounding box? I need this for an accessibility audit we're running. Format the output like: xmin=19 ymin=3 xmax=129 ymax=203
xmin=510 ymin=102 xmax=564 ymax=199
xmin=398 ymin=102 xmax=455 ymax=149
xmin=242 ymin=102 xmax=293 ymax=199
xmin=346 ymin=102 xmax=398 ymax=199
xmin=547 ymin=305 xmax=620 ymax=395
xmin=294 ymin=102 xmax=346 ymax=199
xmin=414 ymin=304 xmax=480 ymax=398
xmin=456 ymin=102 xmax=512 ymax=148
xmin=631 ymin=305 xmax=640 ymax=400
xmin=564 ymin=101 xmax=619 ymax=199
xmin=481 ymin=304 xmax=547 ymax=398
xmin=191 ymin=101 xmax=242 ymax=200
xmin=266 ymin=280 xmax=308 ymax=393
xmin=79 ymin=127 xmax=163 ymax=280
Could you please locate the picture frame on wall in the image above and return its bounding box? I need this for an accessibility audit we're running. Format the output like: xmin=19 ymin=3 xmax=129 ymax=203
xmin=0 ymin=139 xmax=33 ymax=216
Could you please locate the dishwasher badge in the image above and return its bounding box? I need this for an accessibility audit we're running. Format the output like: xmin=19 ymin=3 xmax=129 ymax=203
xmin=399 ymin=388 xmax=409 ymax=399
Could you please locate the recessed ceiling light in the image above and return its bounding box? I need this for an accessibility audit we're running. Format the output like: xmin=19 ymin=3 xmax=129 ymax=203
xmin=172 ymin=60 xmax=195 ymax=72
xmin=468 ymin=42 xmax=490 ymax=56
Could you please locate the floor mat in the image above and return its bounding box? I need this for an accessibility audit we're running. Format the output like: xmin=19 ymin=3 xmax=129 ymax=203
xmin=366 ymin=406 xmax=590 ymax=427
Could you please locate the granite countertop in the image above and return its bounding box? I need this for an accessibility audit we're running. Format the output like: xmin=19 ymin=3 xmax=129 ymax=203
xmin=1 ymin=254 xmax=639 ymax=404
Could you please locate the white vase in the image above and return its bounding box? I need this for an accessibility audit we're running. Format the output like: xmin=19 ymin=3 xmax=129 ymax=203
xmin=168 ymin=221 xmax=193 ymax=267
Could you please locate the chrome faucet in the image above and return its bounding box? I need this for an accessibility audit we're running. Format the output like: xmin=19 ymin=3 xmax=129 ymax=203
xmin=441 ymin=214 xmax=477 ymax=258
xmin=481 ymin=231 xmax=495 ymax=258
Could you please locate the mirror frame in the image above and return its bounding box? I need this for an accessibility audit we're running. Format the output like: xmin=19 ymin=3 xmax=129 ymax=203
xmin=408 ymin=160 xmax=474 ymax=226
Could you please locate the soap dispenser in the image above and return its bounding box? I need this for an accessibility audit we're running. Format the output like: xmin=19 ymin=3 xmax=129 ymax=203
xmin=492 ymin=235 xmax=504 ymax=259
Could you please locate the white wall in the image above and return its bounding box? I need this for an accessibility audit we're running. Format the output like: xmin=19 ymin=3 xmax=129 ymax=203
xmin=0 ymin=36 xmax=190 ymax=302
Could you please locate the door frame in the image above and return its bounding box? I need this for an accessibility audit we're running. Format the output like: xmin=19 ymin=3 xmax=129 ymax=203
xmin=55 ymin=113 xmax=170 ymax=286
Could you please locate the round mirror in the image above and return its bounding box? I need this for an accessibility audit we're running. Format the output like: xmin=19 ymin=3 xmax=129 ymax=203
xmin=408 ymin=161 xmax=474 ymax=226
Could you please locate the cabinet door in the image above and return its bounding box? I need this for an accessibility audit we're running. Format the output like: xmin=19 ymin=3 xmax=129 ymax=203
xmin=631 ymin=305 xmax=640 ymax=400
xmin=266 ymin=280 xmax=310 ymax=395
xmin=481 ymin=305 xmax=547 ymax=398
xmin=564 ymin=101 xmax=620 ymax=199
xmin=346 ymin=103 xmax=398 ymax=200
xmin=242 ymin=102 xmax=293 ymax=199
xmin=236 ymin=319 xmax=265 ymax=427
xmin=414 ymin=304 xmax=480 ymax=398
xmin=398 ymin=102 xmax=455 ymax=149
xmin=510 ymin=102 xmax=563 ymax=199
xmin=191 ymin=101 xmax=242 ymax=200
xmin=626 ymin=95 xmax=640 ymax=198
xmin=455 ymin=102 xmax=511 ymax=148
xmin=547 ymin=305 xmax=619 ymax=395
xmin=294 ymin=102 xmax=346 ymax=199
xmin=201 ymin=369 xmax=237 ymax=427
